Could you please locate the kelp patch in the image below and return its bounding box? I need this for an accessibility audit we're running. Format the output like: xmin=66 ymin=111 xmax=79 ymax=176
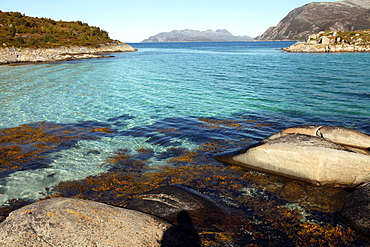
xmin=0 ymin=116 xmax=368 ymax=246
xmin=0 ymin=121 xmax=115 ymax=176
xmin=45 ymin=142 xmax=365 ymax=246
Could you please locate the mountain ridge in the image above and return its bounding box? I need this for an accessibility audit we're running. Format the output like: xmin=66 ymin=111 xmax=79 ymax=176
xmin=255 ymin=0 xmax=370 ymax=41
xmin=141 ymin=29 xmax=253 ymax=43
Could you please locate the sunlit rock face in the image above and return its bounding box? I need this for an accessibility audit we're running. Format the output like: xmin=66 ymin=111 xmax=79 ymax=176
xmin=215 ymin=126 xmax=370 ymax=187
xmin=0 ymin=197 xmax=195 ymax=247
xmin=255 ymin=0 xmax=370 ymax=41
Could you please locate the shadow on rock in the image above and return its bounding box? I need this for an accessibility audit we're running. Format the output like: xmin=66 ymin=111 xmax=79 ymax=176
xmin=161 ymin=211 xmax=201 ymax=247
xmin=339 ymin=183 xmax=370 ymax=239
xmin=124 ymin=185 xmax=236 ymax=245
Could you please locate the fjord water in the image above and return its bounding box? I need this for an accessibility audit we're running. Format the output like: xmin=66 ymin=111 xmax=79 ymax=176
xmin=0 ymin=41 xmax=370 ymax=205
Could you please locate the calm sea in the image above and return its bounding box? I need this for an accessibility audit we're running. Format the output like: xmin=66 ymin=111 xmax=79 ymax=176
xmin=1 ymin=41 xmax=370 ymax=202
xmin=1 ymin=42 xmax=370 ymax=242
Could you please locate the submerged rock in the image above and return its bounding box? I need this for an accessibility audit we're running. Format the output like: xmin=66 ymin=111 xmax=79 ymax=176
xmin=124 ymin=185 xmax=228 ymax=228
xmin=339 ymin=184 xmax=370 ymax=237
xmin=215 ymin=126 xmax=370 ymax=187
xmin=0 ymin=197 xmax=194 ymax=247
xmin=124 ymin=185 xmax=238 ymax=245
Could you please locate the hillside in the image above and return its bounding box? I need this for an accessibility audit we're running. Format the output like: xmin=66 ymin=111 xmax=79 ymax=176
xmin=141 ymin=29 xmax=253 ymax=43
xmin=0 ymin=11 xmax=114 ymax=48
xmin=255 ymin=0 xmax=370 ymax=41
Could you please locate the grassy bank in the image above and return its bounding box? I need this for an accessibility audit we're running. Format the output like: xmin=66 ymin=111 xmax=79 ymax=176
xmin=0 ymin=11 xmax=115 ymax=48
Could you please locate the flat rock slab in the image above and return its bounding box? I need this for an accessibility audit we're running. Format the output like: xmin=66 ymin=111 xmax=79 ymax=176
xmin=0 ymin=197 xmax=193 ymax=247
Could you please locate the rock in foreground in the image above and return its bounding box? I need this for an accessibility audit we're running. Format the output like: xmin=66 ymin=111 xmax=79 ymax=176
xmin=215 ymin=126 xmax=370 ymax=187
xmin=339 ymin=183 xmax=370 ymax=237
xmin=0 ymin=197 xmax=193 ymax=247
xmin=124 ymin=185 xmax=230 ymax=232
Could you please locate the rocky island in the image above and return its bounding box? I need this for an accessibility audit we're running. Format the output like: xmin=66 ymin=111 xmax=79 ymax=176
xmin=141 ymin=29 xmax=253 ymax=43
xmin=0 ymin=11 xmax=136 ymax=65
xmin=283 ymin=29 xmax=370 ymax=52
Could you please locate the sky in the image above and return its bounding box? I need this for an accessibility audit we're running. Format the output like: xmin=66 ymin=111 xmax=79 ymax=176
xmin=1 ymin=0 xmax=337 ymax=43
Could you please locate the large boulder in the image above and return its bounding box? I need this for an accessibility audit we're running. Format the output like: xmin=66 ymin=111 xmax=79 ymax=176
xmin=0 ymin=197 xmax=195 ymax=247
xmin=339 ymin=184 xmax=370 ymax=237
xmin=124 ymin=185 xmax=224 ymax=222
xmin=266 ymin=125 xmax=370 ymax=153
xmin=214 ymin=126 xmax=370 ymax=187
xmin=124 ymin=185 xmax=231 ymax=241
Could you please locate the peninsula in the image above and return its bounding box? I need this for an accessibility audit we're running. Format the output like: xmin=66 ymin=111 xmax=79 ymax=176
xmin=0 ymin=11 xmax=136 ymax=64
xmin=283 ymin=29 xmax=370 ymax=52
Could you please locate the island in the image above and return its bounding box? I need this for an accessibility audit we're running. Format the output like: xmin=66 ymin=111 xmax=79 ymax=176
xmin=283 ymin=29 xmax=370 ymax=52
xmin=141 ymin=29 xmax=253 ymax=43
xmin=0 ymin=11 xmax=136 ymax=65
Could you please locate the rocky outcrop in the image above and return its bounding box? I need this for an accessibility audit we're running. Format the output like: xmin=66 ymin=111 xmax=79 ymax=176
xmin=255 ymin=0 xmax=370 ymax=41
xmin=214 ymin=125 xmax=370 ymax=187
xmin=124 ymin=185 xmax=232 ymax=238
xmin=339 ymin=183 xmax=370 ymax=237
xmin=141 ymin=29 xmax=253 ymax=43
xmin=0 ymin=41 xmax=137 ymax=65
xmin=266 ymin=125 xmax=370 ymax=154
xmin=282 ymin=30 xmax=370 ymax=52
xmin=125 ymin=185 xmax=235 ymax=246
xmin=0 ymin=197 xmax=195 ymax=247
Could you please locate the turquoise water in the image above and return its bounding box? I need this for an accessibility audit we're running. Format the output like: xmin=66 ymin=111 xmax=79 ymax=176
xmin=1 ymin=41 xmax=370 ymax=204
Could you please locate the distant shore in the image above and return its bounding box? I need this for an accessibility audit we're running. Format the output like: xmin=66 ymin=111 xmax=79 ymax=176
xmin=0 ymin=41 xmax=137 ymax=65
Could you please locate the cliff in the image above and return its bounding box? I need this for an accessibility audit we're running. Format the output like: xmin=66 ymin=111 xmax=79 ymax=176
xmin=255 ymin=0 xmax=370 ymax=41
xmin=141 ymin=29 xmax=253 ymax=43
xmin=282 ymin=29 xmax=370 ymax=52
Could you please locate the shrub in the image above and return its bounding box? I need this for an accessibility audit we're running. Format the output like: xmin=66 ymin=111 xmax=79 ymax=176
xmin=14 ymin=36 xmax=25 ymax=44
xmin=43 ymin=34 xmax=57 ymax=43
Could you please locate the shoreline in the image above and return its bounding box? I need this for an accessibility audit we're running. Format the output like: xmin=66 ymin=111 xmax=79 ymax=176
xmin=282 ymin=42 xmax=370 ymax=53
xmin=282 ymin=30 xmax=370 ymax=53
xmin=0 ymin=41 xmax=137 ymax=65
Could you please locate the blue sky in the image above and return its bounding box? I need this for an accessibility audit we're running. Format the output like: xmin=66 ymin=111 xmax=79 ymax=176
xmin=1 ymin=0 xmax=336 ymax=42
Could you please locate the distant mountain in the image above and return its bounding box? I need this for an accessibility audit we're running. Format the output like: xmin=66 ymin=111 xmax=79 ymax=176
xmin=255 ymin=0 xmax=370 ymax=41
xmin=141 ymin=29 xmax=253 ymax=43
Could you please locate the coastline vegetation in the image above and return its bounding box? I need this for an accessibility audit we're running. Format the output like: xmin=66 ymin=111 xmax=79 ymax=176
xmin=308 ymin=29 xmax=370 ymax=45
xmin=0 ymin=11 xmax=114 ymax=48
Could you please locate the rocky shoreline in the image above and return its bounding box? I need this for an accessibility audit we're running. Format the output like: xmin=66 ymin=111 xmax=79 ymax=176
xmin=1 ymin=125 xmax=370 ymax=245
xmin=0 ymin=42 xmax=137 ymax=65
xmin=283 ymin=30 xmax=370 ymax=52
